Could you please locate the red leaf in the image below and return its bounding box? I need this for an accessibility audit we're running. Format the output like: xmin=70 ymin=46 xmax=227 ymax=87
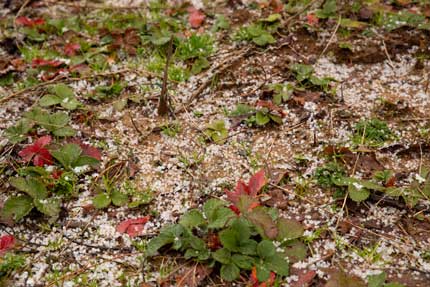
xmin=226 ymin=180 xmax=249 ymax=204
xmin=225 ymin=170 xmax=267 ymax=211
xmin=248 ymin=169 xmax=266 ymax=196
xmin=51 ymin=169 xmax=63 ymax=179
xmin=270 ymin=0 xmax=284 ymax=13
xmin=64 ymin=43 xmax=80 ymax=56
xmin=69 ymin=139 xmax=102 ymax=161
xmin=16 ymin=16 xmax=45 ymax=27
xmin=229 ymin=204 xmax=241 ymax=215
xmin=116 ymin=216 xmax=150 ymax=238
xmin=306 ymin=13 xmax=319 ymax=26
xmin=32 ymin=58 xmax=64 ymax=68
xmin=18 ymin=136 xmax=53 ymax=167
xmin=188 ymin=7 xmax=205 ymax=28
xmin=0 ymin=235 xmax=15 ymax=254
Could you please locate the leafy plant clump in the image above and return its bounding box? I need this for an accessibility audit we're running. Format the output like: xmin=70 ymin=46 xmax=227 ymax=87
xmin=1 ymin=136 xmax=101 ymax=222
xmin=146 ymin=170 xmax=305 ymax=284
xmin=352 ymin=118 xmax=395 ymax=147
xmin=230 ymin=101 xmax=284 ymax=127
xmin=233 ymin=14 xmax=281 ymax=46
xmin=289 ymin=63 xmax=336 ymax=93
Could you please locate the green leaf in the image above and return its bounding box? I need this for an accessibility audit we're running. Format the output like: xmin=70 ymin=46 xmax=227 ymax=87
xmin=73 ymin=156 xmax=100 ymax=167
xmin=261 ymin=14 xmax=282 ymax=23
xmin=290 ymin=64 xmax=314 ymax=82
xmin=207 ymin=207 xmax=236 ymax=229
xmin=247 ymin=207 xmax=278 ymax=239
xmin=265 ymin=253 xmax=289 ymax=276
xmin=1 ymin=195 xmax=34 ymax=221
xmin=284 ymin=240 xmax=307 ymax=263
xmin=34 ymin=197 xmax=61 ymax=217
xmin=212 ymin=14 xmax=230 ymax=31
xmin=179 ymin=209 xmax=205 ymax=229
xmin=10 ymin=177 xmax=48 ymax=199
xmin=111 ymin=189 xmax=128 ymax=207
xmin=45 ymin=112 xmax=69 ymax=130
xmin=255 ymin=111 xmax=270 ymax=126
xmin=252 ymin=33 xmax=276 ymax=46
xmin=256 ymin=262 xmax=271 ymax=282
xmin=276 ymin=218 xmax=304 ymax=241
xmin=367 ymin=272 xmax=386 ymax=287
xmin=220 ymin=264 xmax=240 ymax=282
xmin=203 ymin=198 xmax=225 ymax=219
xmin=315 ymin=0 xmax=337 ymax=19
xmin=237 ymin=239 xmax=258 ymax=255
xmin=52 ymin=84 xmax=74 ymax=98
xmin=5 ymin=119 xmax=32 ymax=144
xmin=52 ymin=126 xmax=76 ymax=137
xmin=39 ymin=94 xmax=63 ymax=107
xmin=348 ymin=183 xmax=370 ymax=202
xmin=60 ymin=97 xmax=80 ymax=110
xmin=191 ymin=57 xmax=210 ymax=74
xmin=219 ymin=228 xmax=239 ymax=252
xmin=213 ymin=248 xmax=231 ymax=264
xmin=146 ymin=225 xmax=182 ymax=256
xmin=231 ymin=218 xmax=251 ymax=242
xmin=269 ymin=114 xmax=282 ymax=125
xmin=384 ymin=283 xmax=405 ymax=287
xmin=51 ymin=144 xmax=82 ymax=169
xmin=232 ymin=254 xmax=254 ymax=270
xmin=93 ymin=193 xmax=111 ymax=209
xmin=257 ymin=240 xmax=276 ymax=260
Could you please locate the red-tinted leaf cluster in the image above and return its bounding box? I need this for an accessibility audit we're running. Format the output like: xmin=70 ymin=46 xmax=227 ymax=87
xmin=32 ymin=58 xmax=64 ymax=68
xmin=225 ymin=169 xmax=266 ymax=213
xmin=64 ymin=43 xmax=80 ymax=56
xmin=306 ymin=14 xmax=319 ymax=26
xmin=70 ymin=139 xmax=102 ymax=161
xmin=102 ymin=28 xmax=141 ymax=56
xmin=270 ymin=0 xmax=284 ymax=13
xmin=250 ymin=266 xmax=276 ymax=287
xmin=188 ymin=7 xmax=205 ymax=28
xmin=116 ymin=216 xmax=150 ymax=237
xmin=19 ymin=135 xmax=53 ymax=167
xmin=16 ymin=16 xmax=45 ymax=27
xmin=0 ymin=235 xmax=15 ymax=255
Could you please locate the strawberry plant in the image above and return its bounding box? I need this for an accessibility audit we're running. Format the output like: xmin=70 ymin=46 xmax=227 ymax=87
xmin=39 ymin=84 xmax=81 ymax=110
xmin=23 ymin=107 xmax=75 ymax=137
xmin=230 ymin=101 xmax=285 ymax=127
xmin=352 ymin=118 xmax=395 ymax=147
xmin=203 ymin=120 xmax=228 ymax=144
xmin=1 ymin=137 xmax=101 ymax=222
xmin=289 ymin=64 xmax=336 ymax=93
xmin=146 ymin=170 xmax=305 ymax=284
xmin=234 ymin=14 xmax=281 ymax=46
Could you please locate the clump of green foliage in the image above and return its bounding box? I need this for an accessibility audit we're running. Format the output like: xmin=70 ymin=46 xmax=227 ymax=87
xmin=233 ymin=14 xmax=281 ymax=46
xmin=230 ymin=103 xmax=283 ymax=127
xmin=352 ymin=118 xmax=395 ymax=147
xmin=146 ymin=171 xmax=305 ymax=283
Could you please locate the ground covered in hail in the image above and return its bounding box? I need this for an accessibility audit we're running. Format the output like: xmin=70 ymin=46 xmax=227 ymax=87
xmin=1 ymin=0 xmax=430 ymax=286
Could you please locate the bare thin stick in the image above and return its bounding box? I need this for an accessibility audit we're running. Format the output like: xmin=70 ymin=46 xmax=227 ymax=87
xmin=318 ymin=16 xmax=341 ymax=60
xmin=158 ymin=36 xmax=174 ymax=116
